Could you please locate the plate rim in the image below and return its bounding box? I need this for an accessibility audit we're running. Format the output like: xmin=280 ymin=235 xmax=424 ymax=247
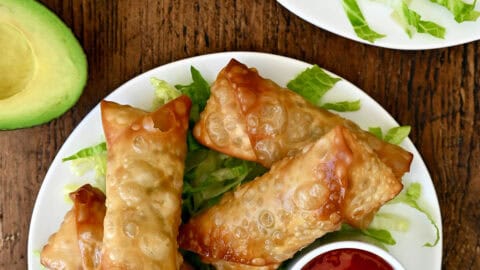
xmin=276 ymin=0 xmax=480 ymax=50
xmin=27 ymin=51 xmax=443 ymax=269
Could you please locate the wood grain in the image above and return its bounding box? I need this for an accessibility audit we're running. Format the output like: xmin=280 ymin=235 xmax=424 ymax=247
xmin=0 ymin=0 xmax=478 ymax=269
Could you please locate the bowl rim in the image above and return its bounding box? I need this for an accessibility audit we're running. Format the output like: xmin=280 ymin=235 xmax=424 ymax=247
xmin=289 ymin=240 xmax=406 ymax=270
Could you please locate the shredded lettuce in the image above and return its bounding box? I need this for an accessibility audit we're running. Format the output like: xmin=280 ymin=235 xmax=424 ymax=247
xmin=321 ymin=100 xmax=361 ymax=112
xmin=175 ymin=66 xmax=211 ymax=122
xmin=33 ymin=250 xmax=41 ymax=257
xmin=182 ymin=148 xmax=266 ymax=220
xmin=287 ymin=65 xmax=341 ymax=106
xmin=368 ymin=125 xmax=411 ymax=144
xmin=62 ymin=142 xmax=106 ymax=161
xmin=342 ymin=0 xmax=386 ymax=42
xmin=384 ymin=125 xmax=411 ymax=144
xmin=368 ymin=126 xmax=384 ymax=139
xmin=287 ymin=65 xmax=360 ymax=112
xmin=187 ymin=132 xmax=203 ymax=151
xmin=390 ymin=0 xmax=445 ymax=38
xmin=313 ymin=224 xmax=396 ymax=251
xmin=370 ymin=212 xmax=410 ymax=232
xmin=430 ymin=0 xmax=480 ymax=22
xmin=62 ymin=142 xmax=107 ymax=192
xmin=389 ymin=182 xmax=440 ymax=247
xmin=151 ymin=78 xmax=181 ymax=109
xmin=360 ymin=227 xmax=396 ymax=245
xmin=152 ymin=66 xmax=210 ymax=122
xmin=343 ymin=0 xmax=479 ymax=40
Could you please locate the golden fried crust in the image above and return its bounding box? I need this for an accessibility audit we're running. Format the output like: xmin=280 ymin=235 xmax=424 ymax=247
xmin=70 ymin=184 xmax=106 ymax=270
xmin=100 ymin=96 xmax=190 ymax=270
xmin=101 ymin=102 xmax=145 ymax=145
xmin=193 ymin=67 xmax=256 ymax=161
xmin=41 ymin=210 xmax=82 ymax=270
xmin=40 ymin=184 xmax=106 ymax=270
xmin=193 ymin=59 xmax=412 ymax=179
xmin=180 ymin=127 xmax=354 ymax=267
xmin=340 ymin=128 xmax=403 ymax=228
xmin=180 ymin=127 xmax=403 ymax=267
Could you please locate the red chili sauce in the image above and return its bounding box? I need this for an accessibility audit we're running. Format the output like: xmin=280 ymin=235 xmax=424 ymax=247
xmin=302 ymin=248 xmax=393 ymax=270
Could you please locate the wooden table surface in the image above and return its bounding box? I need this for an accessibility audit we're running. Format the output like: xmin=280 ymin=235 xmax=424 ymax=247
xmin=1 ymin=0 xmax=479 ymax=269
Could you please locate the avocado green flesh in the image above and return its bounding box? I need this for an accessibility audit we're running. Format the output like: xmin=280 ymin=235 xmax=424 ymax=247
xmin=0 ymin=22 xmax=35 ymax=99
xmin=0 ymin=0 xmax=87 ymax=130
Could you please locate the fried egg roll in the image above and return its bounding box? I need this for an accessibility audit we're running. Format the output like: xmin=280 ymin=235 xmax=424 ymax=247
xmin=41 ymin=184 xmax=106 ymax=270
xmin=193 ymin=59 xmax=412 ymax=179
xmin=73 ymin=184 xmax=106 ymax=269
xmin=179 ymin=126 xmax=403 ymax=269
xmin=41 ymin=210 xmax=82 ymax=269
xmin=100 ymin=96 xmax=191 ymax=269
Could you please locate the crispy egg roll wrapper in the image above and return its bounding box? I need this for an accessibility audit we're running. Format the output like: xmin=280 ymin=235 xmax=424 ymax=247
xmin=41 ymin=184 xmax=106 ymax=270
xmin=40 ymin=210 xmax=82 ymax=269
xmin=72 ymin=184 xmax=106 ymax=269
xmin=100 ymin=96 xmax=191 ymax=269
xmin=179 ymin=126 xmax=402 ymax=268
xmin=193 ymin=59 xmax=412 ymax=179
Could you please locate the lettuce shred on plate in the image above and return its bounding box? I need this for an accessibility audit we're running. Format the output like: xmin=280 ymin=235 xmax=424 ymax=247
xmin=388 ymin=182 xmax=441 ymax=247
xmin=287 ymin=65 xmax=342 ymax=105
xmin=368 ymin=125 xmax=412 ymax=145
xmin=389 ymin=0 xmax=445 ymax=38
xmin=150 ymin=78 xmax=181 ymax=108
xmin=341 ymin=0 xmax=386 ymax=42
xmin=62 ymin=141 xmax=107 ymax=193
xmin=342 ymin=0 xmax=479 ymax=42
xmin=61 ymin=65 xmax=438 ymax=268
xmin=175 ymin=66 xmax=211 ymax=122
xmin=430 ymin=0 xmax=480 ymax=22
xmin=287 ymin=65 xmax=361 ymax=112
xmin=182 ymin=147 xmax=267 ymax=220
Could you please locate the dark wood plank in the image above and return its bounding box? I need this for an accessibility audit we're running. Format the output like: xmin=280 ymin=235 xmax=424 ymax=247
xmin=0 ymin=0 xmax=478 ymax=269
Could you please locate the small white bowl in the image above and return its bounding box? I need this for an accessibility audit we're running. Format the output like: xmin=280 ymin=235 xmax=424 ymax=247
xmin=289 ymin=241 xmax=405 ymax=270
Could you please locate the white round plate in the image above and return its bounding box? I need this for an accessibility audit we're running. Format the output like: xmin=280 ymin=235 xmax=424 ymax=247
xmin=28 ymin=52 xmax=442 ymax=269
xmin=277 ymin=0 xmax=480 ymax=50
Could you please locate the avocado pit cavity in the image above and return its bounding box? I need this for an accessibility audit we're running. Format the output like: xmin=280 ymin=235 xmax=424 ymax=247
xmin=0 ymin=22 xmax=35 ymax=99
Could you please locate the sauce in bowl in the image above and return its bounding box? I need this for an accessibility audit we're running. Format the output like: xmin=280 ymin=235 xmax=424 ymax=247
xmin=289 ymin=241 xmax=404 ymax=270
xmin=302 ymin=248 xmax=393 ymax=270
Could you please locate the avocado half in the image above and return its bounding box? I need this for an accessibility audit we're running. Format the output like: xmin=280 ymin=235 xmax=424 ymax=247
xmin=0 ymin=0 xmax=87 ymax=130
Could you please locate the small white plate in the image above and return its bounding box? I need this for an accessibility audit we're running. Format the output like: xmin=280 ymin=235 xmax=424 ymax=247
xmin=289 ymin=241 xmax=405 ymax=269
xmin=277 ymin=0 xmax=480 ymax=50
xmin=27 ymin=52 xmax=442 ymax=269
